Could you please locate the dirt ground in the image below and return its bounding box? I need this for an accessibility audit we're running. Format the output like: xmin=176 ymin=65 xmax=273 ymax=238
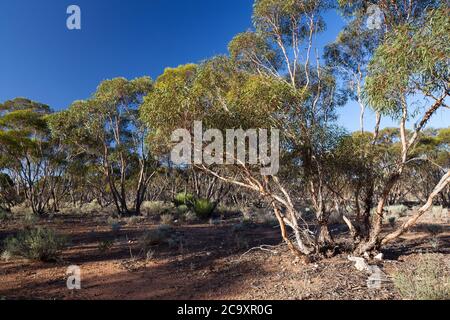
xmin=0 ymin=211 xmax=448 ymax=300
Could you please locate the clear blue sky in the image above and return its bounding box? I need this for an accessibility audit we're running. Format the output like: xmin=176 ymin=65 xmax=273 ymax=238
xmin=0 ymin=0 xmax=448 ymax=132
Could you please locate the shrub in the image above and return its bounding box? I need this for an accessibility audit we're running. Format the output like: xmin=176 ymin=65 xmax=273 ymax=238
xmin=141 ymin=201 xmax=174 ymax=216
xmin=160 ymin=213 xmax=175 ymax=225
xmin=182 ymin=211 xmax=197 ymax=224
xmin=393 ymin=254 xmax=450 ymax=300
xmin=432 ymin=206 xmax=447 ymax=221
xmin=254 ymin=208 xmax=277 ymax=226
xmin=2 ymin=227 xmax=67 ymax=262
xmin=21 ymin=212 xmax=39 ymax=228
xmin=386 ymin=205 xmax=408 ymax=218
xmin=174 ymin=193 xmax=195 ymax=207
xmin=140 ymin=225 xmax=174 ymax=249
xmin=388 ymin=216 xmax=397 ymax=228
xmin=176 ymin=204 xmax=189 ymax=215
xmin=107 ymin=217 xmax=122 ymax=233
xmin=79 ymin=200 xmax=102 ymax=215
xmin=98 ymin=239 xmax=114 ymax=252
xmin=124 ymin=215 xmax=143 ymax=226
xmin=193 ymin=198 xmax=215 ymax=220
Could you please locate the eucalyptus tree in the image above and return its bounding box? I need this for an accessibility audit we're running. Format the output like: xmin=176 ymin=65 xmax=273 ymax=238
xmin=229 ymin=0 xmax=350 ymax=247
xmin=0 ymin=98 xmax=55 ymax=215
xmin=141 ymin=59 xmax=317 ymax=257
xmin=356 ymin=5 xmax=450 ymax=254
xmin=49 ymin=77 xmax=155 ymax=216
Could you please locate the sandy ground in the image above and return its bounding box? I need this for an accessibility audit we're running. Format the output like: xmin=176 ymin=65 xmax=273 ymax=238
xmin=0 ymin=212 xmax=448 ymax=300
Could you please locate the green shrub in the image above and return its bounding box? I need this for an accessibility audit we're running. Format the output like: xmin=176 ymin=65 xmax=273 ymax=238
xmin=193 ymin=198 xmax=215 ymax=220
xmin=393 ymin=254 xmax=450 ymax=300
xmin=176 ymin=204 xmax=189 ymax=215
xmin=2 ymin=227 xmax=67 ymax=262
xmin=174 ymin=193 xmax=195 ymax=207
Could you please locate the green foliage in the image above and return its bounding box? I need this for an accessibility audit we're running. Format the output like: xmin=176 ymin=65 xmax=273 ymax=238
xmin=365 ymin=6 xmax=449 ymax=116
xmin=229 ymin=31 xmax=281 ymax=71
xmin=174 ymin=192 xmax=195 ymax=207
xmin=176 ymin=204 xmax=189 ymax=215
xmin=192 ymin=198 xmax=215 ymax=220
xmin=2 ymin=227 xmax=67 ymax=262
xmin=393 ymin=254 xmax=450 ymax=300
xmin=48 ymin=77 xmax=154 ymax=216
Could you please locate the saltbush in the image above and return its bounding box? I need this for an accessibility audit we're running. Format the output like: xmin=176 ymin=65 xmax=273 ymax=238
xmin=140 ymin=225 xmax=174 ymax=249
xmin=160 ymin=213 xmax=175 ymax=225
xmin=2 ymin=227 xmax=67 ymax=262
xmin=393 ymin=254 xmax=450 ymax=300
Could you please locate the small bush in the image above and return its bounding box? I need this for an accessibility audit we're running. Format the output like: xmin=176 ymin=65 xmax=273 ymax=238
xmin=432 ymin=206 xmax=447 ymax=221
xmin=386 ymin=205 xmax=408 ymax=218
xmin=193 ymin=198 xmax=215 ymax=220
xmin=79 ymin=200 xmax=102 ymax=215
xmin=182 ymin=211 xmax=197 ymax=224
xmin=174 ymin=193 xmax=195 ymax=207
xmin=107 ymin=217 xmax=122 ymax=233
xmin=254 ymin=209 xmax=277 ymax=226
xmin=176 ymin=204 xmax=189 ymax=215
xmin=124 ymin=215 xmax=143 ymax=226
xmin=140 ymin=225 xmax=174 ymax=249
xmin=388 ymin=216 xmax=397 ymax=228
xmin=2 ymin=227 xmax=67 ymax=262
xmin=21 ymin=212 xmax=39 ymax=228
xmin=160 ymin=213 xmax=175 ymax=225
xmin=98 ymin=239 xmax=114 ymax=252
xmin=141 ymin=201 xmax=174 ymax=216
xmin=393 ymin=254 xmax=450 ymax=300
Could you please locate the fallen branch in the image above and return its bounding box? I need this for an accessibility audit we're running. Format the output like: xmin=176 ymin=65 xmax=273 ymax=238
xmin=381 ymin=170 xmax=450 ymax=245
